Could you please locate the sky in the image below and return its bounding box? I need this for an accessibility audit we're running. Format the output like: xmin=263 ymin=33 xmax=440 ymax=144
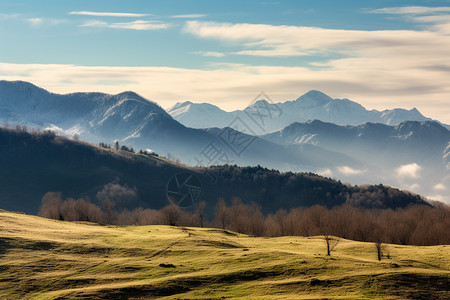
xmin=1 ymin=0 xmax=450 ymax=123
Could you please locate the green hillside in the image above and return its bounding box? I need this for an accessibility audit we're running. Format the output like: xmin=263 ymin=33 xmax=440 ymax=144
xmin=1 ymin=210 xmax=448 ymax=299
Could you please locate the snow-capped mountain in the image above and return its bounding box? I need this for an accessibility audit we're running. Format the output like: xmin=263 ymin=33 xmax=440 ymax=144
xmin=168 ymin=101 xmax=235 ymax=129
xmin=0 ymin=80 xmax=190 ymax=152
xmin=168 ymin=90 xmax=447 ymax=133
xmin=0 ymin=80 xmax=361 ymax=171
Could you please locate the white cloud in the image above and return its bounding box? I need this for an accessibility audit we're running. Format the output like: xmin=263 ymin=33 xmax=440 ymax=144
xmin=69 ymin=11 xmax=149 ymax=17
xmin=408 ymin=183 xmax=421 ymax=190
xmin=369 ymin=6 xmax=450 ymax=34
xmin=317 ymin=168 xmax=333 ymax=177
xmin=27 ymin=18 xmax=43 ymax=26
xmin=171 ymin=14 xmax=206 ymax=19
xmin=396 ymin=163 xmax=422 ymax=179
xmin=81 ymin=20 xmax=169 ymax=30
xmin=337 ymin=166 xmax=365 ymax=176
xmin=183 ymin=20 xmax=450 ymax=58
xmin=25 ymin=17 xmax=66 ymax=26
xmin=0 ymin=13 xmax=21 ymax=20
xmin=369 ymin=6 xmax=450 ymax=15
xmin=434 ymin=183 xmax=447 ymax=191
xmin=197 ymin=51 xmax=226 ymax=57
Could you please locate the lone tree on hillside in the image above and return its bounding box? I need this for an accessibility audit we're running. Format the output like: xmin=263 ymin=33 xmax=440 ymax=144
xmin=324 ymin=233 xmax=340 ymax=256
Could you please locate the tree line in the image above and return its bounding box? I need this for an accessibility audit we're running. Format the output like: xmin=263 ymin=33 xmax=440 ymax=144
xmin=39 ymin=193 xmax=450 ymax=247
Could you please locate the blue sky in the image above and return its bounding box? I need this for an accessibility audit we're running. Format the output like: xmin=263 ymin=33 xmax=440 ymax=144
xmin=1 ymin=0 xmax=450 ymax=122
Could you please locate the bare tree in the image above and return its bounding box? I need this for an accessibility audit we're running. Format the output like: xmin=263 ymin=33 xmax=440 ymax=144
xmin=160 ymin=204 xmax=183 ymax=226
xmin=101 ymin=199 xmax=117 ymax=224
xmin=374 ymin=242 xmax=383 ymax=261
xmin=228 ymin=197 xmax=248 ymax=233
xmin=96 ymin=182 xmax=137 ymax=207
xmin=39 ymin=192 xmax=62 ymax=220
xmin=273 ymin=208 xmax=288 ymax=236
xmin=247 ymin=203 xmax=266 ymax=237
xmin=324 ymin=234 xmax=340 ymax=256
xmin=194 ymin=201 xmax=207 ymax=227
xmin=214 ymin=198 xmax=229 ymax=229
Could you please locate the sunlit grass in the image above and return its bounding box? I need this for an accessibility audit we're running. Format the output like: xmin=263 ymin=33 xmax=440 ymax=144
xmin=0 ymin=209 xmax=448 ymax=299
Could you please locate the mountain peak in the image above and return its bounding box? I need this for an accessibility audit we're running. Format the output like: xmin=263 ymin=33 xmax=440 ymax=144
xmin=303 ymin=90 xmax=330 ymax=98
xmin=291 ymin=90 xmax=333 ymax=109
xmin=117 ymin=91 xmax=140 ymax=98
xmin=250 ymin=99 xmax=270 ymax=107
xmin=0 ymin=80 xmax=49 ymax=95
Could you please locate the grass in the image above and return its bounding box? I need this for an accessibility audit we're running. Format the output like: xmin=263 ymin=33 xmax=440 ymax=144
xmin=0 ymin=210 xmax=449 ymax=299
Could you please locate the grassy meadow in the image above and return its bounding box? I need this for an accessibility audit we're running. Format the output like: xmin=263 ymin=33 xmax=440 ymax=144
xmin=0 ymin=209 xmax=449 ymax=299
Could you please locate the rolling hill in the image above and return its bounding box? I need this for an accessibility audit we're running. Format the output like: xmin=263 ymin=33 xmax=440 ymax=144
xmin=0 ymin=210 xmax=448 ymax=299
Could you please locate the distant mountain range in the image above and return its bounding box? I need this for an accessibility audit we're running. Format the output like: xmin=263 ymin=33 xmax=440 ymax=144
xmin=168 ymin=90 xmax=449 ymax=133
xmin=0 ymin=80 xmax=361 ymax=171
xmin=262 ymin=120 xmax=450 ymax=201
xmin=0 ymin=80 xmax=449 ymax=203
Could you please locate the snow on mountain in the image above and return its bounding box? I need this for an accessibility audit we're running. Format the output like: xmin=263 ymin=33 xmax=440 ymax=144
xmin=167 ymin=101 xmax=235 ymax=128
xmin=167 ymin=90 xmax=448 ymax=132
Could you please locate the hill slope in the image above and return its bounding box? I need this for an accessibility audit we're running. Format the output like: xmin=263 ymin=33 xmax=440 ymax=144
xmin=0 ymin=128 xmax=428 ymax=215
xmin=0 ymin=210 xmax=448 ymax=299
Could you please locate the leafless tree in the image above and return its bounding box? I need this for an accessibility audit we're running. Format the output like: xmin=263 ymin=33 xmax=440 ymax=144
xmin=214 ymin=198 xmax=229 ymax=229
xmin=39 ymin=192 xmax=62 ymax=220
xmin=96 ymin=182 xmax=137 ymax=207
xmin=194 ymin=201 xmax=207 ymax=227
xmin=160 ymin=204 xmax=183 ymax=226
xmin=324 ymin=234 xmax=340 ymax=256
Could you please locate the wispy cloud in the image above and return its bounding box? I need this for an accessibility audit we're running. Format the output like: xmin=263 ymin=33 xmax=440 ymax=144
xmin=69 ymin=11 xmax=150 ymax=17
xmin=27 ymin=17 xmax=43 ymax=26
xmin=26 ymin=17 xmax=67 ymax=26
xmin=183 ymin=20 xmax=450 ymax=57
xmin=171 ymin=14 xmax=206 ymax=19
xmin=368 ymin=6 xmax=450 ymax=34
xmin=369 ymin=6 xmax=450 ymax=15
xmin=195 ymin=51 xmax=226 ymax=57
xmin=0 ymin=13 xmax=21 ymax=20
xmin=81 ymin=20 xmax=169 ymax=30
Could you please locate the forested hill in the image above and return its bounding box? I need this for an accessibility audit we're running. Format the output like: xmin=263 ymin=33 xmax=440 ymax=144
xmin=0 ymin=127 xmax=428 ymax=215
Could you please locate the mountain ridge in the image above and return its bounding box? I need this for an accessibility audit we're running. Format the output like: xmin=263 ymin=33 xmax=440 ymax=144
xmin=167 ymin=90 xmax=448 ymax=132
